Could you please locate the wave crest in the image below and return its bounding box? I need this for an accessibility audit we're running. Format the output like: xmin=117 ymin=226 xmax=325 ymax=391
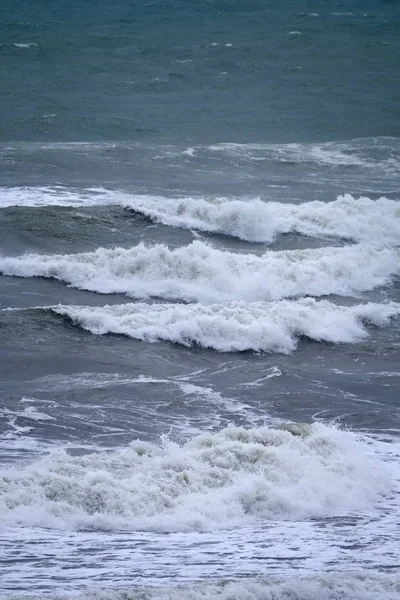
xmin=1 ymin=242 xmax=398 ymax=303
xmin=52 ymin=299 xmax=400 ymax=353
xmin=123 ymin=194 xmax=400 ymax=244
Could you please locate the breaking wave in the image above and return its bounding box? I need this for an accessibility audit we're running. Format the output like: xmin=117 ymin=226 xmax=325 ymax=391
xmin=1 ymin=242 xmax=398 ymax=303
xmin=123 ymin=194 xmax=400 ymax=244
xmin=1 ymin=187 xmax=399 ymax=246
xmin=52 ymin=299 xmax=400 ymax=353
xmin=0 ymin=423 xmax=393 ymax=532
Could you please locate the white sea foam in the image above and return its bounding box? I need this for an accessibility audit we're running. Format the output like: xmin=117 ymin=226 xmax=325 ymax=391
xmin=0 ymin=186 xmax=114 ymax=208
xmin=10 ymin=574 xmax=400 ymax=600
xmin=238 ymin=366 xmax=282 ymax=387
xmin=0 ymin=423 xmax=394 ymax=532
xmin=1 ymin=407 xmax=55 ymax=422
xmin=12 ymin=42 xmax=38 ymax=48
xmin=52 ymin=299 xmax=400 ymax=353
xmin=26 ymin=372 xmax=248 ymax=422
xmin=122 ymin=194 xmax=400 ymax=244
xmin=1 ymin=242 xmax=398 ymax=303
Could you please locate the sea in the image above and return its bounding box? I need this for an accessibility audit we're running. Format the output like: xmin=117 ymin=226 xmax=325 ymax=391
xmin=1 ymin=1 xmax=400 ymax=599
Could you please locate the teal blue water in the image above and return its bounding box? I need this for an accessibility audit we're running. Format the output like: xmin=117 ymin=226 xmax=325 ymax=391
xmin=1 ymin=0 xmax=399 ymax=143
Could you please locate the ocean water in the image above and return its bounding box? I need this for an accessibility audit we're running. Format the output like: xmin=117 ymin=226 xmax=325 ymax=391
xmin=1 ymin=1 xmax=400 ymax=599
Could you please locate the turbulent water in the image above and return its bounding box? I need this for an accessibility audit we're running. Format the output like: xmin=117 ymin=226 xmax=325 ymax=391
xmin=1 ymin=1 xmax=400 ymax=599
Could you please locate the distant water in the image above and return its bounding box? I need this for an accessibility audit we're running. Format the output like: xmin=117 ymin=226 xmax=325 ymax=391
xmin=1 ymin=0 xmax=400 ymax=144
xmin=1 ymin=2 xmax=400 ymax=600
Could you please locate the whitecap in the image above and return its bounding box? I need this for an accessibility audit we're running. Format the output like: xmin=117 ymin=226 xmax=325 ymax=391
xmin=1 ymin=242 xmax=398 ymax=303
xmin=0 ymin=422 xmax=394 ymax=531
xmin=122 ymin=194 xmax=400 ymax=244
xmin=13 ymin=42 xmax=38 ymax=48
xmin=51 ymin=298 xmax=400 ymax=353
xmin=0 ymin=185 xmax=113 ymax=208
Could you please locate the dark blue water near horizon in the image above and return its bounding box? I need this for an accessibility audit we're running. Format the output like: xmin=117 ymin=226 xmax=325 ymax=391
xmin=1 ymin=0 xmax=400 ymax=144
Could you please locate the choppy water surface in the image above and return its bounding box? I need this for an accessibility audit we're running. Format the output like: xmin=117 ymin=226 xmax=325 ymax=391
xmin=1 ymin=2 xmax=400 ymax=599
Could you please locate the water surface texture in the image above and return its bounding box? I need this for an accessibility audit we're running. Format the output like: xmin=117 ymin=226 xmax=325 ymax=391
xmin=1 ymin=2 xmax=400 ymax=599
